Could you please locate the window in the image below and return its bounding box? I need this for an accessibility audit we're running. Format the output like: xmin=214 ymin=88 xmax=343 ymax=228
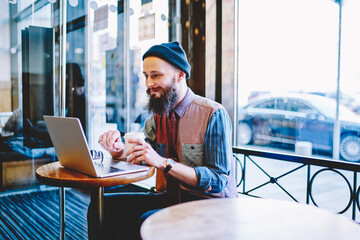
xmin=254 ymin=99 xmax=285 ymax=110
xmin=235 ymin=0 xmax=360 ymax=163
xmin=0 ymin=0 xmax=180 ymax=237
xmin=285 ymin=100 xmax=312 ymax=113
xmin=1 ymin=0 xmax=179 ymax=193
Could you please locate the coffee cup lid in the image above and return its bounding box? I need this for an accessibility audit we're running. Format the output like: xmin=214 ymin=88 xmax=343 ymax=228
xmin=124 ymin=132 xmax=145 ymax=137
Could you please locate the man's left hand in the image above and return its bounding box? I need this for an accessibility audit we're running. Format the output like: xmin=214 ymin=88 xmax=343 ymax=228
xmin=126 ymin=139 xmax=166 ymax=170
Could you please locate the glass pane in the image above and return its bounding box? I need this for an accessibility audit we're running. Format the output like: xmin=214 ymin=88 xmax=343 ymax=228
xmin=87 ymin=0 xmax=170 ymax=143
xmin=87 ymin=0 xmax=119 ymax=149
xmin=127 ymin=0 xmax=169 ymax=132
xmin=18 ymin=0 xmax=34 ymax=12
xmin=1 ymin=1 xmax=58 ymax=194
xmin=236 ymin=0 xmax=360 ymax=162
xmin=340 ymin=1 xmax=360 ymax=115
xmin=66 ymin=1 xmax=86 ymax=132
xmin=0 ymin=0 xmax=178 ymax=238
xmin=86 ymin=0 xmax=174 ymax=189
xmin=1 ymin=3 xmax=68 ymax=237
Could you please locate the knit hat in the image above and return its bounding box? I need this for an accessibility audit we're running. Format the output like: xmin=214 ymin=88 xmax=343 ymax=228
xmin=143 ymin=41 xmax=191 ymax=79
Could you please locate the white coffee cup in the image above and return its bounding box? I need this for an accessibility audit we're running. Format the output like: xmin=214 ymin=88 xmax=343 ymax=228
xmin=123 ymin=132 xmax=145 ymax=160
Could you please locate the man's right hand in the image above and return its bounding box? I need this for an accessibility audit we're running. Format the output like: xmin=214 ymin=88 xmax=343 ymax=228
xmin=98 ymin=130 xmax=125 ymax=159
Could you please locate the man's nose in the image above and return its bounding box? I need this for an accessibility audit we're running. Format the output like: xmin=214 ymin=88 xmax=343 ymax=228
xmin=146 ymin=77 xmax=155 ymax=88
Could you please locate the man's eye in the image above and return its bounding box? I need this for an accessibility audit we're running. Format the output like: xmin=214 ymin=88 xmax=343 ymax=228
xmin=152 ymin=74 xmax=161 ymax=78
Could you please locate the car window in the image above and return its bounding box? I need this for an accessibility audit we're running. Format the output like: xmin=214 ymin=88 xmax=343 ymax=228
xmin=286 ymin=100 xmax=314 ymax=113
xmin=254 ymin=100 xmax=275 ymax=109
xmin=254 ymin=99 xmax=286 ymax=110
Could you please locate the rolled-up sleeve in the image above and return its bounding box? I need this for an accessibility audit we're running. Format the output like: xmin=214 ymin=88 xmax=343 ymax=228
xmin=194 ymin=108 xmax=232 ymax=193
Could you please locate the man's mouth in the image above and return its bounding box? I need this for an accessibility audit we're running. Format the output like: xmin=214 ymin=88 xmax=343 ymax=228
xmin=148 ymin=88 xmax=161 ymax=95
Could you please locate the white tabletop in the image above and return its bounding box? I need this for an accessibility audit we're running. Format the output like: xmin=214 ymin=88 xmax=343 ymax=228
xmin=141 ymin=197 xmax=360 ymax=240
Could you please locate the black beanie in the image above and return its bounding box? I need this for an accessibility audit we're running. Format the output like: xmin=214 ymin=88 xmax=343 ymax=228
xmin=142 ymin=41 xmax=191 ymax=79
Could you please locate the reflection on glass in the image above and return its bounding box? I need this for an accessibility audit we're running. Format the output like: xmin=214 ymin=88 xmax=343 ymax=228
xmin=22 ymin=26 xmax=54 ymax=148
xmin=109 ymin=4 xmax=117 ymax=13
xmin=1 ymin=0 xmax=58 ymax=195
xmin=66 ymin=63 xmax=86 ymax=132
xmin=87 ymin=0 xmax=171 ymax=149
xmin=90 ymin=1 xmax=98 ymax=10
xmin=126 ymin=0 xmax=169 ymax=132
xmin=69 ymin=0 xmax=79 ymax=7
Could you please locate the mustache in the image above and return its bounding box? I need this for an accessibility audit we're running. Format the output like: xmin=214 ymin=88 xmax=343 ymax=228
xmin=146 ymin=87 xmax=161 ymax=94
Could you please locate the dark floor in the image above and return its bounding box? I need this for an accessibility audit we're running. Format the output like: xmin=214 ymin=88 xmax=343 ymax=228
xmin=0 ymin=188 xmax=90 ymax=240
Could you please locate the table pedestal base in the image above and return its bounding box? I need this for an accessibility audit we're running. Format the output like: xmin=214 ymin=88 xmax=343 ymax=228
xmin=59 ymin=187 xmax=65 ymax=240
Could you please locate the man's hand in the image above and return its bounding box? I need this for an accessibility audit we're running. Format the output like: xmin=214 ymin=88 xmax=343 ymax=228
xmin=126 ymin=139 xmax=166 ymax=169
xmin=98 ymin=130 xmax=125 ymax=159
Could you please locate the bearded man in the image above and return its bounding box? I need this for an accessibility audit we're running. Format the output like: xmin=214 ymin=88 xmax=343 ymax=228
xmin=88 ymin=41 xmax=237 ymax=240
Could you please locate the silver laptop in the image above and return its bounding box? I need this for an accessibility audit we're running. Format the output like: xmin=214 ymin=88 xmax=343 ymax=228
xmin=43 ymin=115 xmax=149 ymax=178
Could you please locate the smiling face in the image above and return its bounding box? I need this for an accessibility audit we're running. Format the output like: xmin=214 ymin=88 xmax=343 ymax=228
xmin=143 ymin=57 xmax=180 ymax=97
xmin=143 ymin=57 xmax=180 ymax=115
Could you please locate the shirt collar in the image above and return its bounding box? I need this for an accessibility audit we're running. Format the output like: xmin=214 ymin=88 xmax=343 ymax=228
xmin=172 ymin=88 xmax=194 ymax=118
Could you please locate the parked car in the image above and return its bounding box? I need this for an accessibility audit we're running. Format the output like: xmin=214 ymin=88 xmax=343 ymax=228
xmin=238 ymin=93 xmax=360 ymax=162
xmin=309 ymin=91 xmax=360 ymax=115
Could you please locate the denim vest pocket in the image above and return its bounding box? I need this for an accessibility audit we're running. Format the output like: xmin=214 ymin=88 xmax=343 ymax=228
xmin=182 ymin=143 xmax=204 ymax=167
xmin=156 ymin=142 xmax=167 ymax=158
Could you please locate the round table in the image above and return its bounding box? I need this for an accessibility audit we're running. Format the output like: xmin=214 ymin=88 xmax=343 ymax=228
xmin=141 ymin=197 xmax=360 ymax=240
xmin=36 ymin=161 xmax=154 ymax=240
xmin=36 ymin=161 xmax=154 ymax=188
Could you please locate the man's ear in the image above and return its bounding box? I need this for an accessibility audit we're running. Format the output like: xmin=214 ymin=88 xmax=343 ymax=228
xmin=177 ymin=70 xmax=186 ymax=82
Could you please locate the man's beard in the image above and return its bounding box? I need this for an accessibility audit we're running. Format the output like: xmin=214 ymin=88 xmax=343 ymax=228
xmin=147 ymin=84 xmax=178 ymax=115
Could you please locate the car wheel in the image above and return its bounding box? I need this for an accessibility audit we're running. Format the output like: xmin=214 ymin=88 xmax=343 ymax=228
xmin=238 ymin=122 xmax=253 ymax=145
xmin=340 ymin=135 xmax=360 ymax=162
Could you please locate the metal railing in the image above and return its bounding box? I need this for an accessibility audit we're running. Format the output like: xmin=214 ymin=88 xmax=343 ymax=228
xmin=233 ymin=146 xmax=360 ymax=221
